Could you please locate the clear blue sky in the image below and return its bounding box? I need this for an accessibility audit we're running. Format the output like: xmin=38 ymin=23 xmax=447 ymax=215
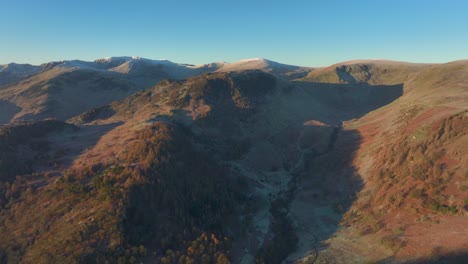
xmin=1 ymin=0 xmax=468 ymax=66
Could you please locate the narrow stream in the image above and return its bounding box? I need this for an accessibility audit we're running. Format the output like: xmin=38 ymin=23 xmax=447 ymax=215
xmin=259 ymin=124 xmax=343 ymax=264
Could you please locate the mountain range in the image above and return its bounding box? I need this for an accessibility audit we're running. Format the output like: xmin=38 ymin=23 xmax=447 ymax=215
xmin=0 ymin=57 xmax=312 ymax=125
xmin=0 ymin=57 xmax=467 ymax=264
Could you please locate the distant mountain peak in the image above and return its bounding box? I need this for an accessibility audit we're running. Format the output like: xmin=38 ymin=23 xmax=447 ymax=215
xmin=95 ymin=56 xmax=136 ymax=63
xmin=95 ymin=56 xmax=176 ymax=65
xmin=239 ymin=58 xmax=269 ymax=62
xmin=0 ymin=63 xmax=41 ymax=75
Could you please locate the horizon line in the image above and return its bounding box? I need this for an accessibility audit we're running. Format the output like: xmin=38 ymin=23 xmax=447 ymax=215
xmin=2 ymin=56 xmax=467 ymax=68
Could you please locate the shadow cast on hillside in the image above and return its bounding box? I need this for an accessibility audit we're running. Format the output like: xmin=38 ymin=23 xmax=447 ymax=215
xmin=283 ymin=81 xmax=404 ymax=262
xmin=293 ymin=81 xmax=403 ymax=123
xmin=0 ymin=100 xmax=21 ymax=126
xmin=286 ymin=124 xmax=364 ymax=263
xmin=50 ymin=122 xmax=124 ymax=168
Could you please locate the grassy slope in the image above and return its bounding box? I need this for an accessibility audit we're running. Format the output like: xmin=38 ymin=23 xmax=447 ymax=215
xmin=0 ymin=68 xmax=143 ymax=123
xmin=300 ymin=60 xmax=426 ymax=85
xmin=298 ymin=60 xmax=468 ymax=262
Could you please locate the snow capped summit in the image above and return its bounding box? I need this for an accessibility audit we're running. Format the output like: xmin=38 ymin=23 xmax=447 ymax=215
xmin=212 ymin=58 xmax=313 ymax=79
xmin=239 ymin=58 xmax=265 ymax=62
xmin=217 ymin=58 xmax=301 ymax=72
xmin=238 ymin=58 xmax=273 ymax=64
xmin=95 ymin=56 xmax=175 ymax=65
xmin=95 ymin=56 xmax=135 ymax=63
xmin=57 ymin=60 xmax=101 ymax=70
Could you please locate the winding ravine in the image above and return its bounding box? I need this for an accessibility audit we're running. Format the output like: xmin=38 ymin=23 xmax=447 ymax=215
xmin=269 ymin=124 xmax=343 ymax=264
